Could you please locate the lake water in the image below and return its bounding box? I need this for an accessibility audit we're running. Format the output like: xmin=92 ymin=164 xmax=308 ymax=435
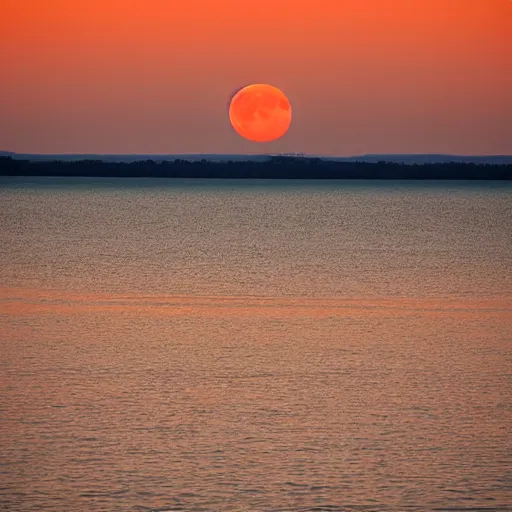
xmin=1 ymin=178 xmax=511 ymax=511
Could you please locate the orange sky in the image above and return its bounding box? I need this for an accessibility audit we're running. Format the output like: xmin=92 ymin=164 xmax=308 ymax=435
xmin=0 ymin=0 xmax=510 ymax=156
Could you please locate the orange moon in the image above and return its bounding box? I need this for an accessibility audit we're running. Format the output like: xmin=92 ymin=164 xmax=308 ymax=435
xmin=228 ymin=84 xmax=292 ymax=142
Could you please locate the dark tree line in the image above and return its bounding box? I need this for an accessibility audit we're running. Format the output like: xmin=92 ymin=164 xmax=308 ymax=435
xmin=0 ymin=156 xmax=511 ymax=180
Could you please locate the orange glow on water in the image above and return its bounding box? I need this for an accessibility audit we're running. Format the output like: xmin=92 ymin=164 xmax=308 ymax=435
xmin=1 ymin=288 xmax=511 ymax=321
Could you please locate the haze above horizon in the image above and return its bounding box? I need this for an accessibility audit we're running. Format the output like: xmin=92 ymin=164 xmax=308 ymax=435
xmin=1 ymin=0 xmax=510 ymax=156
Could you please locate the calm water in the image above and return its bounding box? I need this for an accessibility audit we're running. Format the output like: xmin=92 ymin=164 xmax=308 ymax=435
xmin=1 ymin=178 xmax=511 ymax=511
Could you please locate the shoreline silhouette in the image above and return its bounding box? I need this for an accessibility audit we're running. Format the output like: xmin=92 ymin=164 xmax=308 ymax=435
xmin=1 ymin=155 xmax=511 ymax=180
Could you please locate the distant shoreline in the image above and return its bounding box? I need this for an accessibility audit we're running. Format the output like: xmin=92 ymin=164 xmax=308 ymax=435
xmin=2 ymin=151 xmax=512 ymax=165
xmin=1 ymin=155 xmax=511 ymax=180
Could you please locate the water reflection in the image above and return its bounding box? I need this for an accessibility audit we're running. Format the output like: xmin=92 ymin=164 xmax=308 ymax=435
xmin=0 ymin=181 xmax=511 ymax=510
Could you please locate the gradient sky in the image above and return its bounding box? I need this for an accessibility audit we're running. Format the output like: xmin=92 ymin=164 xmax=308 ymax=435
xmin=1 ymin=0 xmax=510 ymax=156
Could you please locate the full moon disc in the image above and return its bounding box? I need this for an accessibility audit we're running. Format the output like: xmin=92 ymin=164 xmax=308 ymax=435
xmin=229 ymin=84 xmax=292 ymax=142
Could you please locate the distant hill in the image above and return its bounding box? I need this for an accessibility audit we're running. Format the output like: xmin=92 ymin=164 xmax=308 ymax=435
xmin=0 ymin=151 xmax=273 ymax=163
xmin=1 ymin=151 xmax=511 ymax=165
xmin=336 ymin=154 xmax=512 ymax=165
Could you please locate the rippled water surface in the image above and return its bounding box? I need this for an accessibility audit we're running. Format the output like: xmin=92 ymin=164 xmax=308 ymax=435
xmin=1 ymin=178 xmax=511 ymax=511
